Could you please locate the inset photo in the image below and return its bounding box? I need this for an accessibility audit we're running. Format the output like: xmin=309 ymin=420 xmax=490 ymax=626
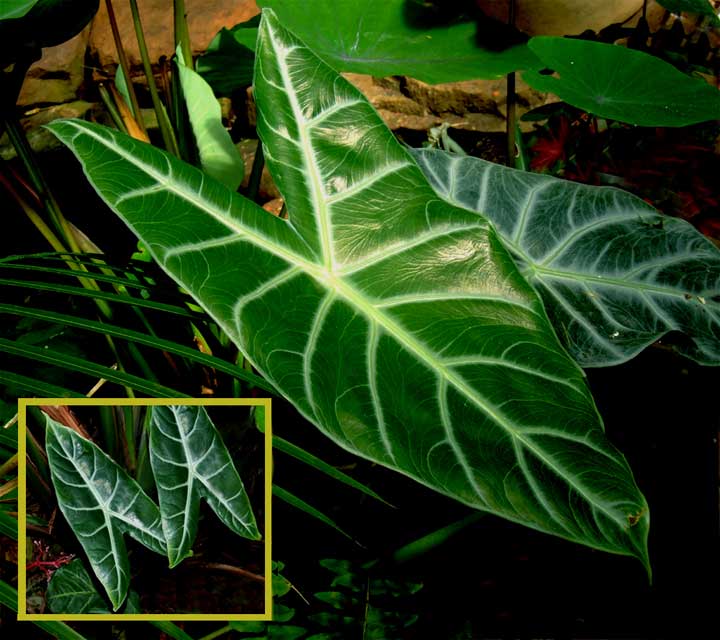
xmin=17 ymin=398 xmax=271 ymax=621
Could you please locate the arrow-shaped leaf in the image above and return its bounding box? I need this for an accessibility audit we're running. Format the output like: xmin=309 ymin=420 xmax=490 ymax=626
xmin=49 ymin=10 xmax=649 ymax=565
xmin=45 ymin=416 xmax=166 ymax=610
xmin=412 ymin=148 xmax=720 ymax=367
xmin=150 ymin=405 xmax=261 ymax=567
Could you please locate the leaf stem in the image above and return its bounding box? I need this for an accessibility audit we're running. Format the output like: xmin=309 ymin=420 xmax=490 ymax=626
xmin=104 ymin=0 xmax=146 ymax=130
xmin=128 ymin=0 xmax=180 ymax=156
xmin=174 ymin=0 xmax=193 ymax=69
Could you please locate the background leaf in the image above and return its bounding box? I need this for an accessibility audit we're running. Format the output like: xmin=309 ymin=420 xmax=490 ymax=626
xmin=412 ymin=148 xmax=720 ymax=367
xmin=49 ymin=10 xmax=650 ymax=566
xmin=524 ymin=37 xmax=720 ymax=126
xmin=0 ymin=0 xmax=99 ymax=64
xmin=256 ymin=0 xmax=539 ymax=82
xmin=150 ymin=405 xmax=260 ymax=568
xmin=176 ymin=46 xmax=244 ymax=189
xmin=656 ymin=1 xmax=720 ymax=26
xmin=45 ymin=416 xmax=166 ymax=610
xmin=196 ymin=15 xmax=259 ymax=96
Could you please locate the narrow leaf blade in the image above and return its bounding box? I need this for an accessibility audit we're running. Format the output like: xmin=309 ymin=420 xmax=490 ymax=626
xmin=150 ymin=405 xmax=260 ymax=568
xmin=45 ymin=417 xmax=166 ymax=610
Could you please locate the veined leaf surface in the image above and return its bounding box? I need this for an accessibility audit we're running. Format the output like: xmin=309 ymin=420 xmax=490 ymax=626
xmin=412 ymin=148 xmax=720 ymax=367
xmin=46 ymin=559 xmax=109 ymax=613
xmin=50 ymin=10 xmax=649 ymax=564
xmin=150 ymin=405 xmax=260 ymax=567
xmin=45 ymin=416 xmax=166 ymax=610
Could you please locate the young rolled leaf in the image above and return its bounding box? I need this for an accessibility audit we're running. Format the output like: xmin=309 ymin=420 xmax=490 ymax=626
xmin=45 ymin=416 xmax=166 ymax=610
xmin=49 ymin=10 xmax=649 ymax=566
xmin=524 ymin=37 xmax=720 ymax=126
xmin=412 ymin=148 xmax=720 ymax=367
xmin=150 ymin=405 xmax=260 ymax=568
xmin=176 ymin=47 xmax=245 ymax=189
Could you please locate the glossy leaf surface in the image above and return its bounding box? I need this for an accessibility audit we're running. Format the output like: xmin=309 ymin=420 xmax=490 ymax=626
xmin=524 ymin=37 xmax=720 ymax=126
xmin=45 ymin=416 xmax=166 ymax=610
xmin=150 ymin=405 xmax=260 ymax=567
xmin=176 ymin=47 xmax=244 ymax=189
xmin=50 ymin=10 xmax=649 ymax=563
xmin=413 ymin=148 xmax=720 ymax=366
xmin=257 ymin=0 xmax=539 ymax=82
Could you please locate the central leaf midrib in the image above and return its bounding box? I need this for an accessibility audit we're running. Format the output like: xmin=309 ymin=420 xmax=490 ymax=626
xmin=328 ymin=275 xmax=620 ymax=522
xmin=529 ymin=263 xmax=703 ymax=298
xmin=266 ymin=23 xmax=335 ymax=270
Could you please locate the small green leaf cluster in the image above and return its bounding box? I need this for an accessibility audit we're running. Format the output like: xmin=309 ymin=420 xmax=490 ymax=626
xmin=45 ymin=405 xmax=261 ymax=612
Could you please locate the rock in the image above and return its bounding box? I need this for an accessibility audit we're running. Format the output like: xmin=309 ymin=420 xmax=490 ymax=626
xmin=478 ymin=0 xmax=644 ymax=36
xmin=89 ymin=0 xmax=259 ymax=70
xmin=17 ymin=26 xmax=91 ymax=107
xmin=344 ymin=73 xmax=552 ymax=134
xmin=0 ymin=101 xmax=97 ymax=159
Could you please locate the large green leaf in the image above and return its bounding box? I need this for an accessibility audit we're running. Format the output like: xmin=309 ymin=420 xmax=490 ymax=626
xmin=412 ymin=148 xmax=720 ymax=367
xmin=150 ymin=405 xmax=260 ymax=567
xmin=256 ymin=0 xmax=538 ymax=82
xmin=176 ymin=47 xmax=244 ymax=190
xmin=49 ymin=10 xmax=650 ymax=564
xmin=524 ymin=37 xmax=720 ymax=126
xmin=45 ymin=416 xmax=166 ymax=610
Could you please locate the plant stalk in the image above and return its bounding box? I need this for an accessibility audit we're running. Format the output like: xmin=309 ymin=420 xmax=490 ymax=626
xmin=104 ymin=0 xmax=145 ymax=130
xmin=128 ymin=0 xmax=180 ymax=156
xmin=506 ymin=0 xmax=517 ymax=167
xmin=174 ymin=0 xmax=193 ymax=68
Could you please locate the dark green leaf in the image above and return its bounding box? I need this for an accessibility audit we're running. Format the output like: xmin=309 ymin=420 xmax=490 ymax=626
xmin=524 ymin=37 xmax=720 ymax=126
xmin=257 ymin=0 xmax=538 ymax=82
xmin=45 ymin=416 xmax=166 ymax=610
xmin=1 ymin=579 xmax=88 ymax=640
xmin=412 ymin=148 xmax=720 ymax=367
xmin=0 ymin=0 xmax=99 ymax=64
xmin=150 ymin=405 xmax=260 ymax=567
xmin=49 ymin=9 xmax=650 ymax=566
xmin=46 ymin=559 xmax=109 ymax=613
xmin=197 ymin=15 xmax=259 ymax=95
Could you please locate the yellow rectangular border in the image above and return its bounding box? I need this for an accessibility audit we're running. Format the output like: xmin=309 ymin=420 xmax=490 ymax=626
xmin=17 ymin=397 xmax=272 ymax=622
